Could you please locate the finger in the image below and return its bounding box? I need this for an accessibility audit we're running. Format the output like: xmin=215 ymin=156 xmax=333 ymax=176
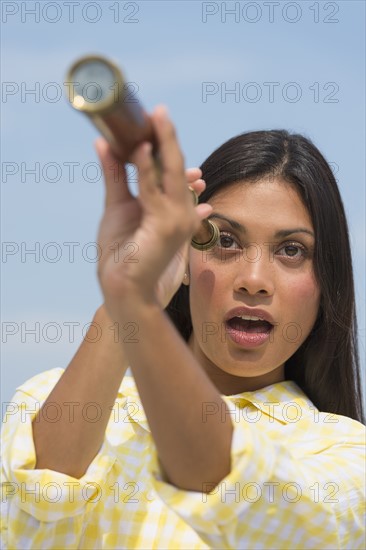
xmin=185 ymin=169 xmax=206 ymax=199
xmin=95 ymin=138 xmax=133 ymax=207
xmin=151 ymin=105 xmax=186 ymax=200
xmin=130 ymin=142 xmax=160 ymax=204
xmin=196 ymin=203 xmax=213 ymax=221
xmin=189 ymin=178 xmax=206 ymax=196
xmin=186 ymin=168 xmax=202 ymax=183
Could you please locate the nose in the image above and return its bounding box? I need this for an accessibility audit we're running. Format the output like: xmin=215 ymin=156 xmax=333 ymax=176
xmin=233 ymin=244 xmax=275 ymax=296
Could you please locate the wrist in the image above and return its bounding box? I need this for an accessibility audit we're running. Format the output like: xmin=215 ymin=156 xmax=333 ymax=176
xmin=104 ymin=292 xmax=162 ymax=328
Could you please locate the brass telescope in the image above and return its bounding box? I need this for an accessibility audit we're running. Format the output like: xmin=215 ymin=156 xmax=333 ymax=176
xmin=65 ymin=54 xmax=219 ymax=251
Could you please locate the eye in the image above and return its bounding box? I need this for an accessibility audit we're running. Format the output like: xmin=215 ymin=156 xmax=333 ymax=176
xmin=217 ymin=231 xmax=241 ymax=250
xmin=276 ymin=242 xmax=308 ymax=261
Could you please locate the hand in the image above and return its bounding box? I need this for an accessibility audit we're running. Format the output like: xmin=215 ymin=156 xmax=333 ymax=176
xmin=95 ymin=105 xmax=212 ymax=322
xmin=154 ymin=167 xmax=206 ymax=308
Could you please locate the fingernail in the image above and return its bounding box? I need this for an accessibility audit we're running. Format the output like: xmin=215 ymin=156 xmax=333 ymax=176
xmin=157 ymin=105 xmax=169 ymax=120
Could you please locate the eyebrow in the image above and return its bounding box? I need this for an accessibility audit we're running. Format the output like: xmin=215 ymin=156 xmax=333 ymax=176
xmin=208 ymin=213 xmax=315 ymax=239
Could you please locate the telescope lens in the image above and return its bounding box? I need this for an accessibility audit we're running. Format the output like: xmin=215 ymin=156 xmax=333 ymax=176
xmin=71 ymin=60 xmax=116 ymax=105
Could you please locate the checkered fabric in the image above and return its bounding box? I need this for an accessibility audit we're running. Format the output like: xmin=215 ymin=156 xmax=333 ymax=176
xmin=1 ymin=368 xmax=365 ymax=549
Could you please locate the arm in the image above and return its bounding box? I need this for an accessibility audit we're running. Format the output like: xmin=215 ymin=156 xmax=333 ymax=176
xmin=32 ymin=303 xmax=128 ymax=478
xmin=32 ymin=157 xmax=205 ymax=479
xmin=118 ymin=301 xmax=233 ymax=491
xmin=97 ymin=106 xmax=233 ymax=492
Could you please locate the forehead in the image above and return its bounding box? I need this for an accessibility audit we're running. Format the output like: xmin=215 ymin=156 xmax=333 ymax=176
xmin=208 ymin=178 xmax=313 ymax=229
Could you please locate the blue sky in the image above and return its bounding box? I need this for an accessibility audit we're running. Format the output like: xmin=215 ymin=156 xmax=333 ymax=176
xmin=1 ymin=0 xmax=365 ymax=405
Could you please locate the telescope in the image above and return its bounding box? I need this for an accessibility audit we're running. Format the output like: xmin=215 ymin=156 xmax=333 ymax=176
xmin=65 ymin=54 xmax=219 ymax=251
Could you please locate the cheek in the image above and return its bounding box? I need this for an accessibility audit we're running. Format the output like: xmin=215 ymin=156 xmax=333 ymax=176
xmin=283 ymin=272 xmax=320 ymax=320
xmin=198 ymin=268 xmax=215 ymax=284
xmin=192 ymin=269 xmax=216 ymax=302
xmin=190 ymin=267 xmax=225 ymax=320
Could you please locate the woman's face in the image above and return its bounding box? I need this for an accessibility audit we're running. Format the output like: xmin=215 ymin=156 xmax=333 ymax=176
xmin=186 ymin=178 xmax=321 ymax=394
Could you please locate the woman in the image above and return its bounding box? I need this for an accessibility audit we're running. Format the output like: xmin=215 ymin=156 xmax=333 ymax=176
xmin=1 ymin=106 xmax=365 ymax=549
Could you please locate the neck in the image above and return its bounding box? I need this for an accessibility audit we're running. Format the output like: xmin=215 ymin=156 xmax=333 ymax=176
xmin=188 ymin=334 xmax=285 ymax=395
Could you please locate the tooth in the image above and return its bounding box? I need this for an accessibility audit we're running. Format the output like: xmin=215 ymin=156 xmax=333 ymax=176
xmin=239 ymin=315 xmax=263 ymax=321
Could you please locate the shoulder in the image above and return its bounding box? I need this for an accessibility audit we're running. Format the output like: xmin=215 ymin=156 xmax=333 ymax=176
xmin=318 ymin=411 xmax=365 ymax=435
xmin=305 ymin=409 xmax=366 ymax=446
xmin=312 ymin=413 xmax=365 ymax=460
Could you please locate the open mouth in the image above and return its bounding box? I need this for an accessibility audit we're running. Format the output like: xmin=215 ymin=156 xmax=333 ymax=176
xmin=226 ymin=317 xmax=273 ymax=334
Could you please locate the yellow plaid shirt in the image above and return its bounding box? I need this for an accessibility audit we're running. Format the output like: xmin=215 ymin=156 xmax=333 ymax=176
xmin=1 ymin=367 xmax=365 ymax=549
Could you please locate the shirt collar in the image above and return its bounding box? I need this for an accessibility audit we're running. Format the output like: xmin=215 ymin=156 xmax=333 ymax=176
xmin=221 ymin=380 xmax=316 ymax=424
xmin=118 ymin=376 xmax=315 ymax=429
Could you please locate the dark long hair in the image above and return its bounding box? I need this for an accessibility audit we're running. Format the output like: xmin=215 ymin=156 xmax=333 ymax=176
xmin=166 ymin=130 xmax=364 ymax=424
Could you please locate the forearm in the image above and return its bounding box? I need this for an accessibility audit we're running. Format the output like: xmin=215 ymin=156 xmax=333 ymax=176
xmin=33 ymin=304 xmax=128 ymax=478
xmin=121 ymin=302 xmax=233 ymax=492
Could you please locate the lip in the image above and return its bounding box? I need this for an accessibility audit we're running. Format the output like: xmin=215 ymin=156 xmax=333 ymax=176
xmin=224 ymin=306 xmax=275 ymax=325
xmin=224 ymin=306 xmax=276 ymax=349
